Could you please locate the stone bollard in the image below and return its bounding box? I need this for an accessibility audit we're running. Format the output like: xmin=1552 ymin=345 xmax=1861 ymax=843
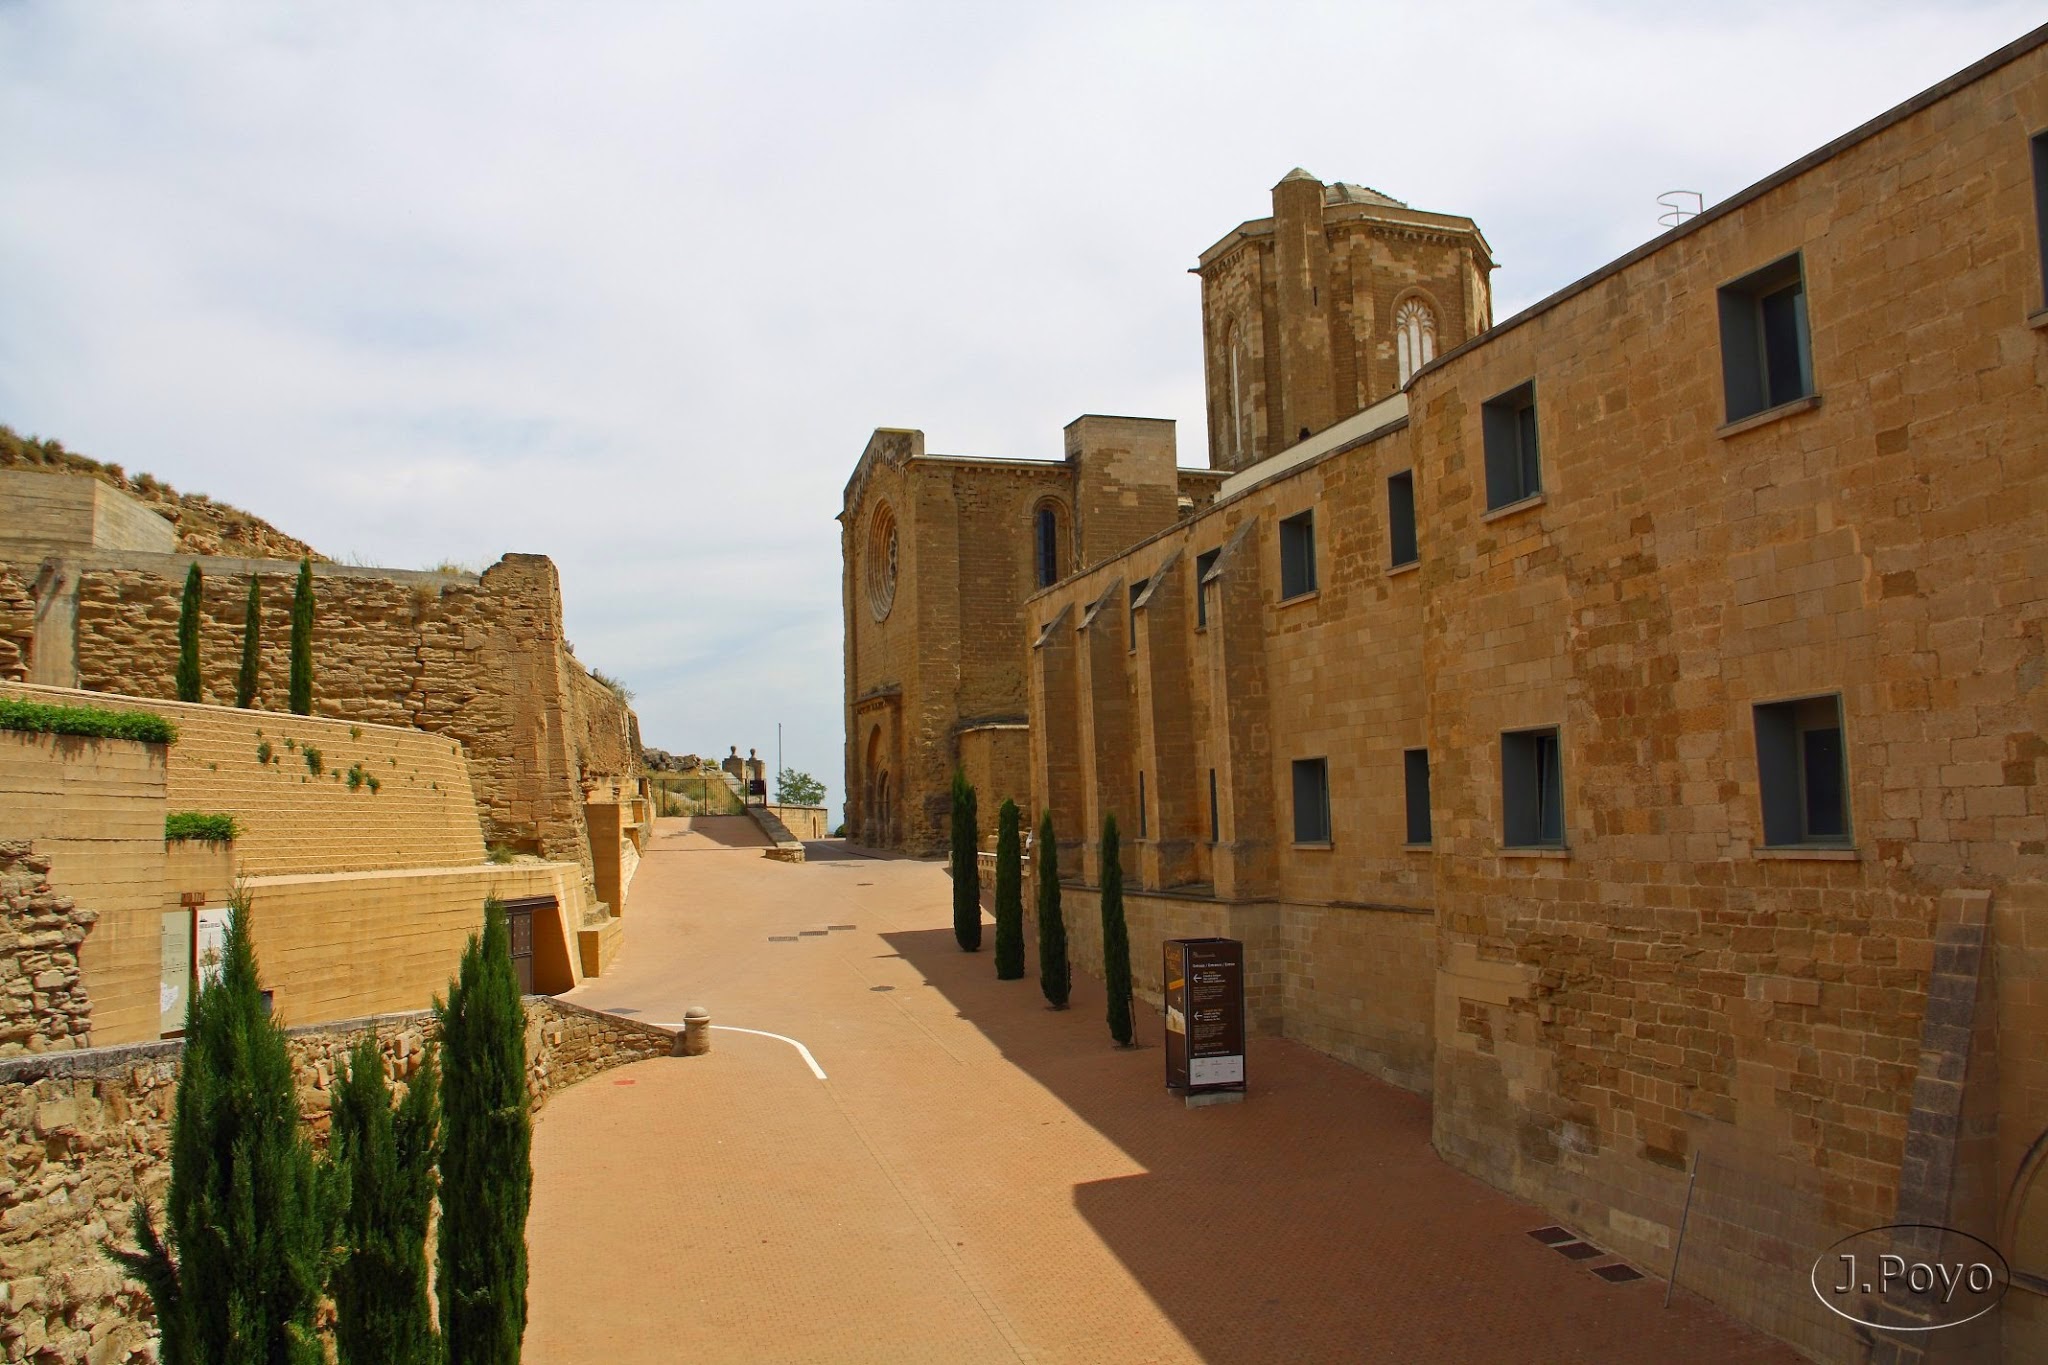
xmin=682 ymin=1006 xmax=711 ymax=1057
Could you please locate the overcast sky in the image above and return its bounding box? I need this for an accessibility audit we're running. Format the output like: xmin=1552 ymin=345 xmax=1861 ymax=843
xmin=1 ymin=1 xmax=2036 ymax=818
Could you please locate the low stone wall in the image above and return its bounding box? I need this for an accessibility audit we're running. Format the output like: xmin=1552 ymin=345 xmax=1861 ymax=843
xmin=763 ymin=805 xmax=828 ymax=840
xmin=742 ymin=804 xmax=806 ymax=864
xmin=0 ymin=998 xmax=682 ymax=1362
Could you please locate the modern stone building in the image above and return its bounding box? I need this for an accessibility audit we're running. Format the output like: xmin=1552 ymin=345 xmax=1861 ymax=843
xmin=857 ymin=25 xmax=2048 ymax=1363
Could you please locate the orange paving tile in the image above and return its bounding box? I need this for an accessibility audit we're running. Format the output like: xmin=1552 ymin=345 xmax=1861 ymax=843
xmin=526 ymin=822 xmax=1804 ymax=1363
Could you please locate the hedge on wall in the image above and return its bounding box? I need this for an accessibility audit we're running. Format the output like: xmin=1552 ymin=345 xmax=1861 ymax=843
xmin=165 ymin=812 xmax=241 ymax=844
xmin=0 ymin=697 xmax=177 ymax=744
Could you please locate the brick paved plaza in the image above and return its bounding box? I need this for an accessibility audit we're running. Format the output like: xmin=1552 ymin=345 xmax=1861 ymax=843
xmin=525 ymin=818 xmax=1803 ymax=1363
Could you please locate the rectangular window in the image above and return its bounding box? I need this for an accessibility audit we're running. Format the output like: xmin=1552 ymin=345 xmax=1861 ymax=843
xmin=1718 ymin=253 xmax=1814 ymax=422
xmin=1279 ymin=511 xmax=1317 ymax=599
xmin=1501 ymin=727 xmax=1564 ymax=848
xmin=1403 ymin=749 xmax=1432 ymax=845
xmin=1208 ymin=767 xmax=1219 ymax=842
xmin=1195 ymin=549 xmax=1220 ymax=628
xmin=1387 ymin=471 xmax=1418 ymax=567
xmin=2034 ymin=131 xmax=2048 ymax=310
xmin=1481 ymin=382 xmax=1541 ymax=509
xmin=1128 ymin=578 xmax=1147 ymax=652
xmin=1138 ymin=771 xmax=1147 ymax=839
xmin=1754 ymin=695 xmax=1851 ymax=846
xmin=1291 ymin=757 xmax=1331 ymax=844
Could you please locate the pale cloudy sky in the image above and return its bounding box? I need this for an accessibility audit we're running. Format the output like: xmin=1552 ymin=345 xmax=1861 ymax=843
xmin=1 ymin=1 xmax=2036 ymax=817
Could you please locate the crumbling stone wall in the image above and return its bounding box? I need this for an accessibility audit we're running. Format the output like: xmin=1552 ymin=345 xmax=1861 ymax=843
xmin=0 ymin=570 xmax=31 ymax=681
xmin=0 ymin=998 xmax=681 ymax=1362
xmin=0 ymin=845 xmax=96 ymax=1058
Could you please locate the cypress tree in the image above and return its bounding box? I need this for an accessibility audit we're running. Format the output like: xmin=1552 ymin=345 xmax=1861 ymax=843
xmin=235 ymin=574 xmax=262 ymax=709
xmin=436 ymin=899 xmax=531 ymax=1365
xmin=1101 ymin=813 xmax=1134 ymax=1047
xmin=288 ymin=557 xmax=314 ymax=716
xmin=993 ymin=798 xmax=1024 ymax=980
xmin=950 ymin=767 xmax=982 ymax=952
xmin=175 ymin=562 xmax=203 ymax=703
xmin=1036 ymin=810 xmax=1070 ymax=1010
xmin=108 ymin=887 xmax=335 ymax=1365
xmin=331 ymin=1036 xmax=440 ymax=1365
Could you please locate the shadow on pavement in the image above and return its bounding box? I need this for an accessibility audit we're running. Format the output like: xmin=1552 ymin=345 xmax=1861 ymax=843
xmin=882 ymin=922 xmax=1799 ymax=1365
xmin=648 ymin=815 xmax=770 ymax=850
xmin=802 ymin=840 xmax=933 ymax=863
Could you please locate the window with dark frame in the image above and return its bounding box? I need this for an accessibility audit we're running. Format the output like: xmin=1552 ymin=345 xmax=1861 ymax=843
xmin=1403 ymin=749 xmax=1432 ymax=845
xmin=1291 ymin=757 xmax=1331 ymax=844
xmin=1195 ymin=548 xmax=1220 ymax=627
xmin=1128 ymin=578 xmax=1147 ymax=652
xmin=1208 ymin=767 xmax=1219 ymax=842
xmin=1718 ymin=253 xmax=1814 ymax=423
xmin=1035 ymin=506 xmax=1061 ymax=588
xmin=2033 ymin=131 xmax=2048 ymax=310
xmin=1388 ymin=471 xmax=1418 ymax=568
xmin=1753 ymin=694 xmax=1850 ymax=847
xmin=1481 ymin=382 xmax=1541 ymax=509
xmin=1279 ymin=511 xmax=1317 ymax=599
xmin=1501 ymin=727 xmax=1564 ymax=848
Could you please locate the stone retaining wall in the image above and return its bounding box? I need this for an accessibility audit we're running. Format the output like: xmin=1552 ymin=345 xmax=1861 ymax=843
xmin=0 ymin=997 xmax=681 ymax=1362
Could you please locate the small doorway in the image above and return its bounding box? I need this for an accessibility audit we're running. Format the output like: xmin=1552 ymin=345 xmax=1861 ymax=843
xmin=499 ymin=895 xmax=553 ymax=995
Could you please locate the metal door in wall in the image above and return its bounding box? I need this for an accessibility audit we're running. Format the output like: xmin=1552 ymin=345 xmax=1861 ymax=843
xmin=500 ymin=895 xmax=553 ymax=995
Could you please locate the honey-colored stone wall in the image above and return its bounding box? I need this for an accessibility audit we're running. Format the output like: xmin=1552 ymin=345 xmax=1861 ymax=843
xmin=842 ymin=426 xmax=1224 ymax=855
xmin=0 ymin=845 xmax=97 ymax=1058
xmin=0 ymin=728 xmax=169 ymax=1051
xmin=0 ymin=996 xmax=681 ymax=1363
xmin=12 ymin=551 xmax=638 ymax=889
xmin=1196 ymin=175 xmax=1493 ymax=470
xmin=1024 ymin=33 xmax=2048 ymax=1363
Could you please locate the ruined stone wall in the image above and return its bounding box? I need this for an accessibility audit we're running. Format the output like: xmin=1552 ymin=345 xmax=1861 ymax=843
xmin=21 ymin=550 xmax=634 ymax=885
xmin=0 ymin=846 xmax=95 ymax=1058
xmin=0 ymin=568 xmax=33 ymax=692
xmin=0 ymin=997 xmax=680 ymax=1362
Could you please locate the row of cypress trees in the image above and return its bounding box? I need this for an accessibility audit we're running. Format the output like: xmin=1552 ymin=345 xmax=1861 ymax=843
xmin=172 ymin=557 xmax=317 ymax=714
xmin=111 ymin=891 xmax=532 ymax=1363
xmin=949 ymin=770 xmax=1131 ymax=1046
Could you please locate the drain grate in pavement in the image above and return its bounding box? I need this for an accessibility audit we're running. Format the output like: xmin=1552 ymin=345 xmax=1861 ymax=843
xmin=799 ymin=930 xmax=828 ymax=937
xmin=828 ymin=924 xmax=857 ymax=931
xmin=606 ymin=1007 xmax=640 ymax=1016
xmin=857 ymin=882 xmax=873 ymax=886
xmin=870 ymin=985 xmax=894 ymax=992
xmin=768 ymin=935 xmax=798 ymax=942
xmin=1528 ymin=1226 xmax=1576 ymax=1245
xmin=1553 ymin=1241 xmax=1605 ymax=1261
xmin=1591 ymin=1263 xmax=1644 ymax=1283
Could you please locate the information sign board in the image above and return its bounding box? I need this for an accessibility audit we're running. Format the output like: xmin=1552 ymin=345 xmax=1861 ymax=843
xmin=1163 ymin=937 xmax=1246 ymax=1094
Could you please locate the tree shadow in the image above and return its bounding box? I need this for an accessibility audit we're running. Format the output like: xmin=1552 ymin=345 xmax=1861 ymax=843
xmin=882 ymin=923 xmax=1801 ymax=1364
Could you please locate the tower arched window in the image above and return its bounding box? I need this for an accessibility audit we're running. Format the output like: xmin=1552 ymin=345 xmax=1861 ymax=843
xmin=1035 ymin=502 xmax=1064 ymax=588
xmin=1396 ymin=299 xmax=1437 ymax=388
xmin=1226 ymin=321 xmax=1249 ymax=462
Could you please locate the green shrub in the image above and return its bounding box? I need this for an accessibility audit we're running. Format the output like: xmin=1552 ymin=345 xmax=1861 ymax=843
xmin=236 ymin=575 xmax=262 ymax=709
xmin=1037 ymin=810 xmax=1070 ymax=1009
xmin=950 ymin=768 xmax=981 ymax=953
xmin=289 ymin=558 xmax=314 ymax=716
xmin=436 ymin=900 xmax=532 ymax=1362
xmin=304 ymin=746 xmax=324 ymax=777
xmin=165 ymin=812 xmax=240 ymax=844
xmin=331 ymin=1037 xmax=441 ymax=1365
xmin=0 ymin=698 xmax=176 ymax=745
xmin=993 ymin=799 xmax=1024 ymax=980
xmin=367 ymin=775 xmax=381 ymax=794
xmin=176 ymin=562 xmax=203 ymax=704
xmin=1101 ymin=813 xmax=1134 ymax=1047
xmin=107 ymin=887 xmax=336 ymax=1363
xmin=346 ymin=763 xmax=367 ymax=792
xmin=256 ymin=740 xmax=273 ymax=765
xmin=349 ymin=725 xmax=362 ymax=740
xmin=486 ymin=844 xmax=515 ymax=865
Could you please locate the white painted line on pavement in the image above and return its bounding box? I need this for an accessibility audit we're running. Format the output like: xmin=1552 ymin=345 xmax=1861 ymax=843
xmin=700 ymin=1024 xmax=828 ymax=1080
